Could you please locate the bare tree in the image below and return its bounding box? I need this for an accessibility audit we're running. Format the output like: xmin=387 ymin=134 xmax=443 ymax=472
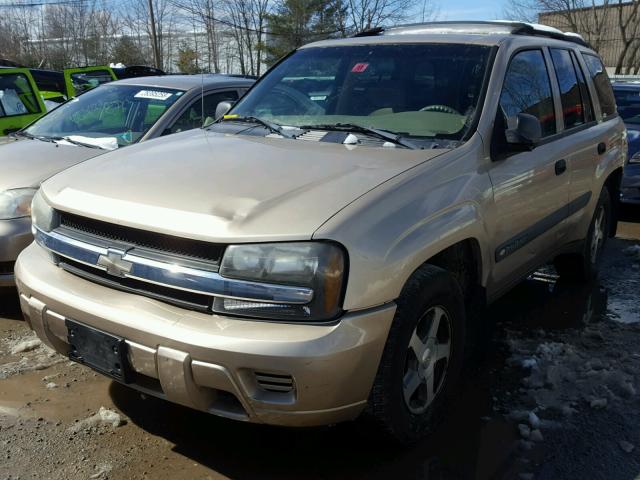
xmin=174 ymin=0 xmax=222 ymax=72
xmin=504 ymin=0 xmax=640 ymax=74
xmin=503 ymin=0 xmax=613 ymax=51
xmin=220 ymin=0 xmax=273 ymax=75
xmin=347 ymin=0 xmax=437 ymax=32
xmin=612 ymin=0 xmax=640 ymax=74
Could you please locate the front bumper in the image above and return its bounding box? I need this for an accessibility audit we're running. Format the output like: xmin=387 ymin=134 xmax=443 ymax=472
xmin=621 ymin=164 xmax=640 ymax=205
xmin=15 ymin=243 xmax=396 ymax=427
xmin=0 ymin=217 xmax=32 ymax=286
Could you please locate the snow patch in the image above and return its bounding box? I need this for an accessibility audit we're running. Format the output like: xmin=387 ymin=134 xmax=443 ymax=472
xmin=68 ymin=407 xmax=126 ymax=432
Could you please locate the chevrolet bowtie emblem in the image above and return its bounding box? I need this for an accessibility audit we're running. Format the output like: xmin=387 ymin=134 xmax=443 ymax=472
xmin=97 ymin=248 xmax=133 ymax=277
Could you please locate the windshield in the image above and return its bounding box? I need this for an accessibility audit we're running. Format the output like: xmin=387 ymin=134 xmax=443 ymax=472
xmin=26 ymin=84 xmax=184 ymax=146
xmin=230 ymin=43 xmax=492 ymax=141
xmin=614 ymin=87 xmax=640 ymax=125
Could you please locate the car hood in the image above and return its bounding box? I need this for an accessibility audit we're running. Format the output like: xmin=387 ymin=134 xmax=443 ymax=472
xmin=0 ymin=138 xmax=104 ymax=191
xmin=42 ymin=129 xmax=449 ymax=243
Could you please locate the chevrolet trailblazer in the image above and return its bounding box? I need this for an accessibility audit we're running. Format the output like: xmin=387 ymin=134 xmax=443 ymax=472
xmin=15 ymin=22 xmax=625 ymax=443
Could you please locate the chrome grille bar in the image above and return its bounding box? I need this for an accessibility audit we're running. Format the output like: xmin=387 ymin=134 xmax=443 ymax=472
xmin=34 ymin=227 xmax=314 ymax=305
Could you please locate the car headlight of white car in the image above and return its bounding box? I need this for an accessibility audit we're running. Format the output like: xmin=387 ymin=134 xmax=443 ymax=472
xmin=0 ymin=188 xmax=38 ymax=221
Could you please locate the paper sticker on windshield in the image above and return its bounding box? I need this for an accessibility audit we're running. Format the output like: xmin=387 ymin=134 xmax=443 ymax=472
xmin=351 ymin=63 xmax=369 ymax=73
xmin=134 ymin=90 xmax=173 ymax=101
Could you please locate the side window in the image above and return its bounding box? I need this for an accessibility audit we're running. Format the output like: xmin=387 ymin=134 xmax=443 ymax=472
xmin=582 ymin=54 xmax=616 ymax=119
xmin=570 ymin=51 xmax=594 ymax=123
xmin=169 ymin=90 xmax=239 ymax=134
xmin=0 ymin=73 xmax=42 ymax=117
xmin=500 ymin=50 xmax=556 ymax=137
xmin=550 ymin=49 xmax=585 ymax=130
xmin=71 ymin=70 xmax=114 ymax=94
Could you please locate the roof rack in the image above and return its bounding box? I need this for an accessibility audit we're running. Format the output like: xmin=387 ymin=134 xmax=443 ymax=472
xmin=351 ymin=21 xmax=590 ymax=48
xmin=353 ymin=26 xmax=385 ymax=37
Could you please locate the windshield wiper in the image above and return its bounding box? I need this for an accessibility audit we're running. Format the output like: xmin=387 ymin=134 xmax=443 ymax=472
xmin=298 ymin=123 xmax=419 ymax=149
xmin=218 ymin=116 xmax=295 ymax=139
xmin=54 ymin=136 xmax=106 ymax=149
xmin=12 ymin=131 xmax=57 ymax=143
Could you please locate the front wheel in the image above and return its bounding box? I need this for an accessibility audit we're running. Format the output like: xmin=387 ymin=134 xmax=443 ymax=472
xmin=368 ymin=264 xmax=466 ymax=444
xmin=555 ymin=187 xmax=611 ymax=281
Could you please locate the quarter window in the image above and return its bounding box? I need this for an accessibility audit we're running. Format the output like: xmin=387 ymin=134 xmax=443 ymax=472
xmin=582 ymin=54 xmax=616 ymax=119
xmin=550 ymin=49 xmax=585 ymax=129
xmin=500 ymin=50 xmax=556 ymax=137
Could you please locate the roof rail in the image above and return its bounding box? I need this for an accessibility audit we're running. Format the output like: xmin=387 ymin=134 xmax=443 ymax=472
xmin=353 ymin=21 xmax=590 ymax=48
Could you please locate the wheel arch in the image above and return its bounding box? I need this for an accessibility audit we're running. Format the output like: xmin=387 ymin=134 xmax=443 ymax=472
xmin=335 ymin=199 xmax=492 ymax=311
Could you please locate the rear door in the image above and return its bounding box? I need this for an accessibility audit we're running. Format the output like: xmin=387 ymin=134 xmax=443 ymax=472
xmin=548 ymin=48 xmax=601 ymax=236
xmin=567 ymin=53 xmax=626 ymax=225
xmin=487 ymin=48 xmax=570 ymax=290
xmin=63 ymin=66 xmax=117 ymax=98
xmin=0 ymin=68 xmax=47 ymax=136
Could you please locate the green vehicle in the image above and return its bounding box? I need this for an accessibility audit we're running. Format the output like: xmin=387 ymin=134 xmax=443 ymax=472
xmin=63 ymin=66 xmax=117 ymax=98
xmin=0 ymin=68 xmax=47 ymax=136
xmin=0 ymin=65 xmax=117 ymax=136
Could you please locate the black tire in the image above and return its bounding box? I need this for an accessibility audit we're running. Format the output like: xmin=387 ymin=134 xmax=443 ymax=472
xmin=554 ymin=187 xmax=611 ymax=281
xmin=368 ymin=264 xmax=466 ymax=444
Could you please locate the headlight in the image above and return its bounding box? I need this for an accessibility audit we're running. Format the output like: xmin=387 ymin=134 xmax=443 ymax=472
xmin=216 ymin=242 xmax=346 ymax=322
xmin=630 ymin=151 xmax=640 ymax=164
xmin=31 ymin=189 xmax=56 ymax=232
xmin=0 ymin=188 xmax=37 ymax=220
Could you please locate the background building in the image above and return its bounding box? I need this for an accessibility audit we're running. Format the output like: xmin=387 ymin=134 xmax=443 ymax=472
xmin=539 ymin=1 xmax=640 ymax=75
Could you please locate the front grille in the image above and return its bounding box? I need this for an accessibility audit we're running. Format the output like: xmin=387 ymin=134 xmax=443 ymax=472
xmin=59 ymin=257 xmax=212 ymax=313
xmin=59 ymin=211 xmax=225 ymax=264
xmin=0 ymin=261 xmax=14 ymax=275
xmin=254 ymin=372 xmax=295 ymax=393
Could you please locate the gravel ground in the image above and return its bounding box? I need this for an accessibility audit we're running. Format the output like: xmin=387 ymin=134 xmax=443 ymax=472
xmin=0 ymin=214 xmax=639 ymax=480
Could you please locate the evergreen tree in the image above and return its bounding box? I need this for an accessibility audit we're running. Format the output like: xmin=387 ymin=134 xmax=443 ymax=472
xmin=264 ymin=0 xmax=347 ymax=66
xmin=111 ymin=36 xmax=147 ymax=66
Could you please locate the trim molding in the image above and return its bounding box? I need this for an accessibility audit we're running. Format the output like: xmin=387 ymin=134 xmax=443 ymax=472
xmin=495 ymin=191 xmax=592 ymax=263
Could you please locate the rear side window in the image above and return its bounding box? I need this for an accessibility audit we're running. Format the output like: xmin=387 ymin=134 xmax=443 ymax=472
xmin=570 ymin=51 xmax=594 ymax=123
xmin=71 ymin=70 xmax=114 ymax=95
xmin=550 ymin=49 xmax=586 ymax=130
xmin=0 ymin=73 xmax=42 ymax=117
xmin=582 ymin=54 xmax=616 ymax=119
xmin=500 ymin=50 xmax=556 ymax=137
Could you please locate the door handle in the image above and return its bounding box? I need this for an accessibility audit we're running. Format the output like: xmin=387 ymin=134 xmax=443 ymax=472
xmin=555 ymin=159 xmax=567 ymax=176
xmin=597 ymin=142 xmax=606 ymax=155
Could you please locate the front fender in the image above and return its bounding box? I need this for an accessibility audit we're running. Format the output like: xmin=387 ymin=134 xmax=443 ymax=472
xmin=314 ymin=141 xmax=492 ymax=311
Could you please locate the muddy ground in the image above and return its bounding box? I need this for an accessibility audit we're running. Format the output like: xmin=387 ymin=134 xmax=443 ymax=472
xmin=1 ymin=208 xmax=639 ymax=480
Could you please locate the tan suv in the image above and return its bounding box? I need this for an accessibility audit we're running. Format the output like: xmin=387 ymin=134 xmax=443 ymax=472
xmin=15 ymin=22 xmax=625 ymax=442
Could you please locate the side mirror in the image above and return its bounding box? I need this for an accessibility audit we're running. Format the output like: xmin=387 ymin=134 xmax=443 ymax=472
xmin=215 ymin=101 xmax=235 ymax=120
xmin=505 ymin=113 xmax=542 ymax=150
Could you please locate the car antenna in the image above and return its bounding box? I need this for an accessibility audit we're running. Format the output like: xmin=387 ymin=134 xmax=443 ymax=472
xmin=201 ymin=70 xmax=205 ymax=128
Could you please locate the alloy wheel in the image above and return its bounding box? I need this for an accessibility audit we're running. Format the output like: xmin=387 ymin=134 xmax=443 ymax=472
xmin=402 ymin=306 xmax=452 ymax=415
xmin=590 ymin=205 xmax=606 ymax=264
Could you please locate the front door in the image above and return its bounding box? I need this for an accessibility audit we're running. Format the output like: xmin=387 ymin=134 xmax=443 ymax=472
xmin=487 ymin=48 xmax=570 ymax=291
